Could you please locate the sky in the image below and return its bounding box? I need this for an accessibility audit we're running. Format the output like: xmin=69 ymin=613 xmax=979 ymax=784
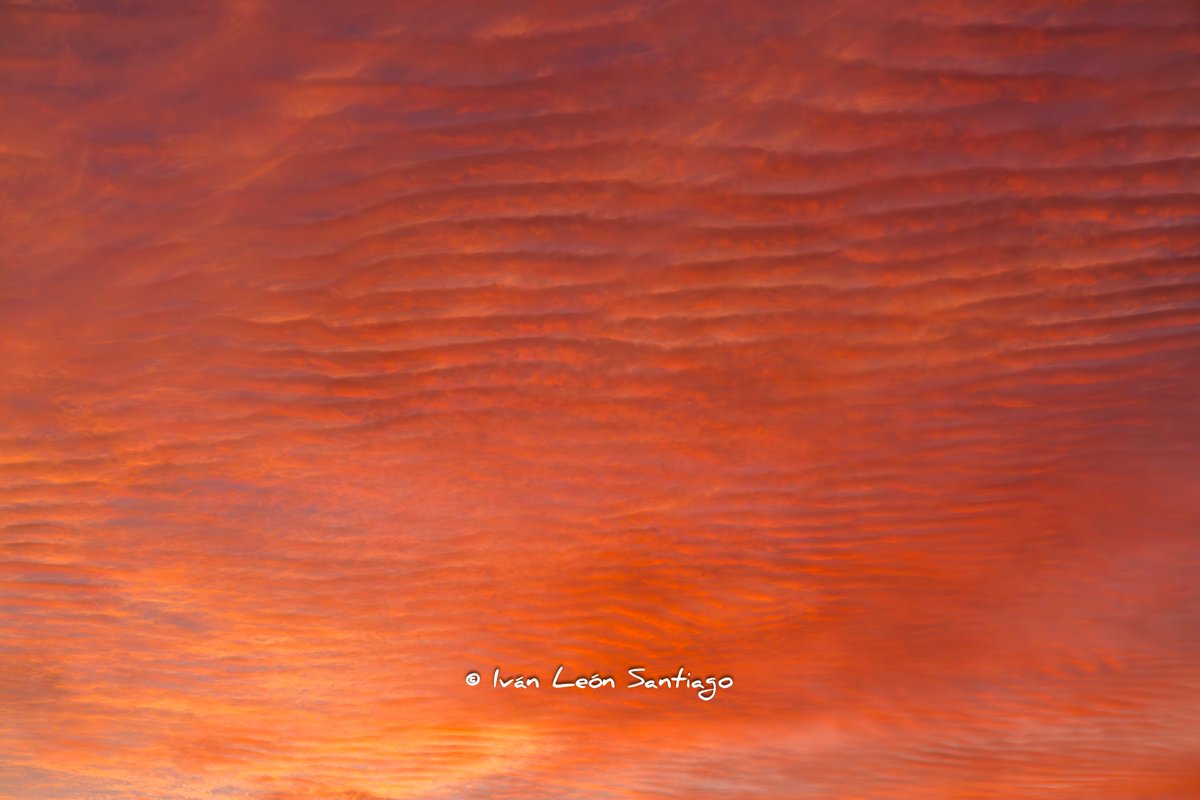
xmin=1 ymin=1 xmax=1200 ymax=798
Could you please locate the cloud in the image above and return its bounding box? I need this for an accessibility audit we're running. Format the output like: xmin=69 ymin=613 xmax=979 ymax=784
xmin=2 ymin=1 xmax=1199 ymax=798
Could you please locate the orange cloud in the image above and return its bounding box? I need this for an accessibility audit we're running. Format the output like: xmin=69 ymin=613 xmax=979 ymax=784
xmin=2 ymin=1 xmax=1199 ymax=798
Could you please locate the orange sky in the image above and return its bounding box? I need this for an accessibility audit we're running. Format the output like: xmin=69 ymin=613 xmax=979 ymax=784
xmin=2 ymin=1 xmax=1200 ymax=799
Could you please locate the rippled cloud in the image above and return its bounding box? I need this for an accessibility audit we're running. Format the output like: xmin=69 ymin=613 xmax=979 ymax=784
xmin=2 ymin=1 xmax=1199 ymax=798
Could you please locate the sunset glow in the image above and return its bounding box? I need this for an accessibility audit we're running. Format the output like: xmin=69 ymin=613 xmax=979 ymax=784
xmin=2 ymin=1 xmax=1200 ymax=799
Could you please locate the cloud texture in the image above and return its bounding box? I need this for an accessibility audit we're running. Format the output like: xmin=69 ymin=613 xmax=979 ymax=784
xmin=2 ymin=1 xmax=1199 ymax=798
